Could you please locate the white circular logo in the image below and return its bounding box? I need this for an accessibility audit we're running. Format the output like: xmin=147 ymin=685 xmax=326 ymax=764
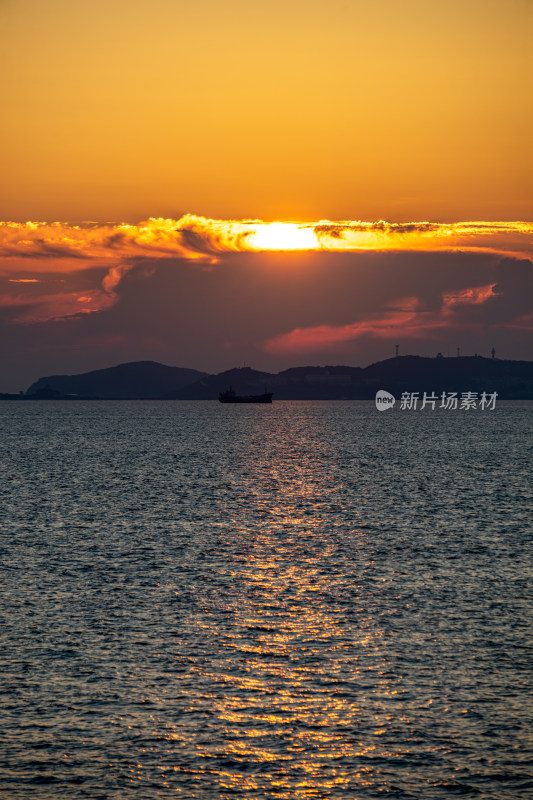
xmin=375 ymin=390 xmax=396 ymax=411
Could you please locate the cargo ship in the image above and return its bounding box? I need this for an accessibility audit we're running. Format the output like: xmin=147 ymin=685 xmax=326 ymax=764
xmin=219 ymin=386 xmax=273 ymax=403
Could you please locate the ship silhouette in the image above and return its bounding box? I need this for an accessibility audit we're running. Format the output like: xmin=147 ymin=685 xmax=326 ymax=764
xmin=218 ymin=385 xmax=273 ymax=404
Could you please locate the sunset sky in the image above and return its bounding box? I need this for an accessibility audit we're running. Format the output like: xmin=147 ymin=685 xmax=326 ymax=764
xmin=1 ymin=0 xmax=532 ymax=391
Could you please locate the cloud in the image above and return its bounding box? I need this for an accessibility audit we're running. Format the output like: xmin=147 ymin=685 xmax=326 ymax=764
xmin=1 ymin=248 xmax=532 ymax=392
xmin=263 ymin=305 xmax=446 ymax=354
xmin=0 ymin=285 xmax=116 ymax=324
xmin=312 ymin=220 xmax=533 ymax=258
xmin=1 ymin=216 xmax=532 ymax=265
xmin=0 ymin=215 xmax=256 ymax=265
xmin=0 ymin=216 xmax=532 ymax=325
xmin=264 ymin=266 xmax=532 ymax=355
xmin=442 ymin=283 xmax=497 ymax=311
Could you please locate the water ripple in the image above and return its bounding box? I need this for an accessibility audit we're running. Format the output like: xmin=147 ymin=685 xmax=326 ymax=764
xmin=0 ymin=400 xmax=531 ymax=798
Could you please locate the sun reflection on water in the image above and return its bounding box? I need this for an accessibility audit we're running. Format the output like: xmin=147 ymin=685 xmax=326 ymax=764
xmin=4 ymin=402 xmax=526 ymax=798
xmin=154 ymin=410 xmax=400 ymax=796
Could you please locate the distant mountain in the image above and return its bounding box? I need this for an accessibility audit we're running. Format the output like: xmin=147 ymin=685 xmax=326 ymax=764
xmin=361 ymin=355 xmax=533 ymax=398
xmin=26 ymin=361 xmax=207 ymax=399
xmin=166 ymin=357 xmax=533 ymax=400
xmin=165 ymin=364 xmax=368 ymax=400
xmin=164 ymin=367 xmax=275 ymax=400
xmin=22 ymin=356 xmax=533 ymax=400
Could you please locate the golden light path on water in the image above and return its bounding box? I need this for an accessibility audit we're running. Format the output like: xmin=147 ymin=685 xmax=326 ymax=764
xmin=1 ymin=402 xmax=531 ymax=799
xmin=142 ymin=408 xmax=429 ymax=798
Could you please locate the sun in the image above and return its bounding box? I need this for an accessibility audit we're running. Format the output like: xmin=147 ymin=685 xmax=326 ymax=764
xmin=248 ymin=222 xmax=320 ymax=251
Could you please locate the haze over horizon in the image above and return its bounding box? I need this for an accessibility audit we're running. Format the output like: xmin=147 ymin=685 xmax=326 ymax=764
xmin=1 ymin=0 xmax=532 ymax=392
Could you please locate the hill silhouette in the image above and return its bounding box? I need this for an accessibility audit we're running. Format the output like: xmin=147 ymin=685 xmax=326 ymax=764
xmin=166 ymin=356 xmax=533 ymax=400
xmin=26 ymin=361 xmax=207 ymax=399
xmin=19 ymin=356 xmax=533 ymax=400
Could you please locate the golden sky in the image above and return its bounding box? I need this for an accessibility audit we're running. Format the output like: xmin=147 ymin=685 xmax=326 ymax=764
xmin=2 ymin=0 xmax=532 ymax=222
xmin=1 ymin=1 xmax=532 ymax=391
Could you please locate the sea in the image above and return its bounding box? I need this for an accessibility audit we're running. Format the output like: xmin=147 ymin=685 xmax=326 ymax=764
xmin=0 ymin=400 xmax=531 ymax=799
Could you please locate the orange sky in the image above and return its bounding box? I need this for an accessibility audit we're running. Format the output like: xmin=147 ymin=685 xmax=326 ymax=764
xmin=1 ymin=1 xmax=532 ymax=392
xmin=1 ymin=0 xmax=532 ymax=223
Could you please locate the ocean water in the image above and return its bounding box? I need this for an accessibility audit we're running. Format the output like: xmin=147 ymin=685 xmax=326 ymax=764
xmin=0 ymin=400 xmax=531 ymax=799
